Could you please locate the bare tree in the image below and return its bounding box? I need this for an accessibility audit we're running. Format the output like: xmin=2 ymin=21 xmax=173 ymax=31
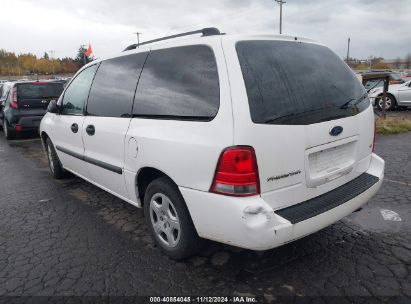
xmin=406 ymin=54 xmax=411 ymax=69
xmin=394 ymin=57 xmax=402 ymax=69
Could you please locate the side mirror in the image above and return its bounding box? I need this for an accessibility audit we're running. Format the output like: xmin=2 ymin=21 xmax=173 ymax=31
xmin=47 ymin=99 xmax=59 ymax=114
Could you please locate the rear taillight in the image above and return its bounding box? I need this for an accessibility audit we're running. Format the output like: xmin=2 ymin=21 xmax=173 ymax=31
xmin=372 ymin=121 xmax=376 ymax=152
xmin=210 ymin=146 xmax=260 ymax=197
xmin=10 ymin=87 xmax=18 ymax=109
xmin=15 ymin=124 xmax=23 ymax=132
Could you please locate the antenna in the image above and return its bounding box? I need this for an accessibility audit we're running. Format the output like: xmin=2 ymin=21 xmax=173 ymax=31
xmin=133 ymin=32 xmax=143 ymax=48
xmin=275 ymin=0 xmax=286 ymax=34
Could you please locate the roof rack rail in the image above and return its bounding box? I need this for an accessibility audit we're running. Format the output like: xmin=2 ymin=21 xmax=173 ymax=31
xmin=123 ymin=27 xmax=222 ymax=51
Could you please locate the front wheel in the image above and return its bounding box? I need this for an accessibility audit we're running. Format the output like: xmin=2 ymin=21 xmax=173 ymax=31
xmin=46 ymin=138 xmax=67 ymax=179
xmin=144 ymin=177 xmax=202 ymax=260
xmin=377 ymin=95 xmax=396 ymax=111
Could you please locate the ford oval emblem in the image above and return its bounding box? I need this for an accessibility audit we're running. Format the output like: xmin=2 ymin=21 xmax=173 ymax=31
xmin=329 ymin=126 xmax=343 ymax=136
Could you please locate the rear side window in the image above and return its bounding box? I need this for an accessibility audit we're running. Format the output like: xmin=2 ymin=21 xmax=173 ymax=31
xmin=1 ymin=84 xmax=11 ymax=99
xmin=17 ymin=83 xmax=64 ymax=100
xmin=61 ymin=64 xmax=98 ymax=115
xmin=236 ymin=41 xmax=368 ymax=125
xmin=132 ymin=45 xmax=219 ymax=120
xmin=87 ymin=52 xmax=148 ymax=117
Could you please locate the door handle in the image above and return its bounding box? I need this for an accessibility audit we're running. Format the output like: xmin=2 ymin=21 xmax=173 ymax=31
xmin=71 ymin=123 xmax=78 ymax=133
xmin=86 ymin=125 xmax=95 ymax=136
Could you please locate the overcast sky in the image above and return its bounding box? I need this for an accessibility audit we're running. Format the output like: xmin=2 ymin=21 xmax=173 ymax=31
xmin=1 ymin=0 xmax=410 ymax=60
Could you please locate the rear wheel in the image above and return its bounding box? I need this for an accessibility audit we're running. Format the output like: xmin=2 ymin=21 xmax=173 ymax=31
xmin=377 ymin=94 xmax=396 ymax=111
xmin=46 ymin=138 xmax=67 ymax=179
xmin=3 ymin=120 xmax=14 ymax=140
xmin=144 ymin=177 xmax=201 ymax=260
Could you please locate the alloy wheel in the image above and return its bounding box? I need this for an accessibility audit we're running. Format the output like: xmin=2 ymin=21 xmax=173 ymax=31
xmin=378 ymin=97 xmax=392 ymax=110
xmin=149 ymin=193 xmax=181 ymax=248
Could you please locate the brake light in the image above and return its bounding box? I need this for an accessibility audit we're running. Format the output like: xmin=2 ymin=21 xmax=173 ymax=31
xmin=372 ymin=121 xmax=376 ymax=152
xmin=10 ymin=87 xmax=18 ymax=109
xmin=15 ymin=124 xmax=23 ymax=132
xmin=210 ymin=146 xmax=260 ymax=196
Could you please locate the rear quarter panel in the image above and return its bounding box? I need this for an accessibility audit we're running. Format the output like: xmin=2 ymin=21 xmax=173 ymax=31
xmin=123 ymin=38 xmax=234 ymax=202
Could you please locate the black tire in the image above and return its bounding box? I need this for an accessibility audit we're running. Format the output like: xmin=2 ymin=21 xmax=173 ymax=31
xmin=144 ymin=177 xmax=202 ymax=260
xmin=46 ymin=138 xmax=67 ymax=179
xmin=3 ymin=119 xmax=15 ymax=140
xmin=376 ymin=94 xmax=396 ymax=111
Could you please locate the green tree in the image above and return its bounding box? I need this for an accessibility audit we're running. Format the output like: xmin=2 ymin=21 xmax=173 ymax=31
xmin=74 ymin=45 xmax=94 ymax=68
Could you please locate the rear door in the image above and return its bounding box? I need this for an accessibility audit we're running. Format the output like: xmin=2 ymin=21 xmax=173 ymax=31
xmin=82 ymin=52 xmax=148 ymax=200
xmin=52 ymin=64 xmax=98 ymax=179
xmin=225 ymin=38 xmax=374 ymax=209
xmin=398 ymin=82 xmax=411 ymax=105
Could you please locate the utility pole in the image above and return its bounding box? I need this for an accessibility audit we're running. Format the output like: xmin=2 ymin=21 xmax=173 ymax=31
xmin=346 ymin=38 xmax=350 ymax=65
xmin=275 ymin=0 xmax=286 ymax=34
xmin=49 ymin=50 xmax=55 ymax=77
xmin=7 ymin=63 xmax=11 ymax=81
xmin=133 ymin=32 xmax=142 ymax=48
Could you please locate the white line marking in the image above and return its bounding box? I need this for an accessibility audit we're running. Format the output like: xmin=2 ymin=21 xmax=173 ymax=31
xmin=38 ymin=199 xmax=51 ymax=203
xmin=384 ymin=179 xmax=411 ymax=187
xmin=380 ymin=209 xmax=402 ymax=221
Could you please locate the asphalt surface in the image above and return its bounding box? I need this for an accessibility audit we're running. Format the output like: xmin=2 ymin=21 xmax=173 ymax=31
xmin=0 ymin=130 xmax=410 ymax=303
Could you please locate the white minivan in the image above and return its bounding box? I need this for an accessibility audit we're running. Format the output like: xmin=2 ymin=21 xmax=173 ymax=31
xmin=40 ymin=28 xmax=385 ymax=259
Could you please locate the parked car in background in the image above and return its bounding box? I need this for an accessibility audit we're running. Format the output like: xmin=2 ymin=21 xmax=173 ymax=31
xmin=363 ymin=71 xmax=405 ymax=91
xmin=0 ymin=82 xmax=13 ymax=122
xmin=402 ymin=71 xmax=411 ymax=79
xmin=1 ymin=81 xmax=64 ymax=139
xmin=369 ymin=80 xmax=411 ymax=110
xmin=40 ymin=30 xmax=384 ymax=259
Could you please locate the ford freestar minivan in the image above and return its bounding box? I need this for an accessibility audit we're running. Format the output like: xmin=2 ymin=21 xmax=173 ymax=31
xmin=40 ymin=29 xmax=385 ymax=259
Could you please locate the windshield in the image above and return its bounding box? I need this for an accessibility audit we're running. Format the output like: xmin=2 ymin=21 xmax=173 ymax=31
xmin=236 ymin=40 xmax=369 ymax=125
xmin=17 ymin=82 xmax=64 ymax=100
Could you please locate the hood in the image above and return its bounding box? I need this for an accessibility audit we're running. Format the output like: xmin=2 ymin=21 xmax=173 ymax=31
xmin=369 ymin=83 xmax=403 ymax=96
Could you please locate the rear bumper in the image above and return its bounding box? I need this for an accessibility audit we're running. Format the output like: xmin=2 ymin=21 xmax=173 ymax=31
xmin=180 ymin=153 xmax=384 ymax=250
xmin=10 ymin=116 xmax=43 ymax=131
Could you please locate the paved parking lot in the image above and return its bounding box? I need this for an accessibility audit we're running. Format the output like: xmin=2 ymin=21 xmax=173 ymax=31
xmin=0 ymin=129 xmax=410 ymax=302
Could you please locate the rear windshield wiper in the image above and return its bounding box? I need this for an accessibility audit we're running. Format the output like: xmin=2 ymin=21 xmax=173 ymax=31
xmin=340 ymin=93 xmax=368 ymax=109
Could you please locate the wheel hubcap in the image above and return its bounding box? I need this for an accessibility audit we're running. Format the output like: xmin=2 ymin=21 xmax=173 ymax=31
xmin=149 ymin=193 xmax=181 ymax=248
xmin=379 ymin=97 xmax=392 ymax=109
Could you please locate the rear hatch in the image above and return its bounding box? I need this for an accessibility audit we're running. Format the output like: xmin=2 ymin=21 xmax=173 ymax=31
xmin=234 ymin=39 xmax=375 ymax=210
xmin=16 ymin=82 xmax=64 ymax=110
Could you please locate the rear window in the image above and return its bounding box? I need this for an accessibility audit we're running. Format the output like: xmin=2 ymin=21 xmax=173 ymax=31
xmin=1 ymin=84 xmax=11 ymax=99
xmin=236 ymin=40 xmax=368 ymax=125
xmin=17 ymin=83 xmax=64 ymax=100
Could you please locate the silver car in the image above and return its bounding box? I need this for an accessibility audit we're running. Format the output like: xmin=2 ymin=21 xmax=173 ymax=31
xmin=369 ymin=80 xmax=411 ymax=111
